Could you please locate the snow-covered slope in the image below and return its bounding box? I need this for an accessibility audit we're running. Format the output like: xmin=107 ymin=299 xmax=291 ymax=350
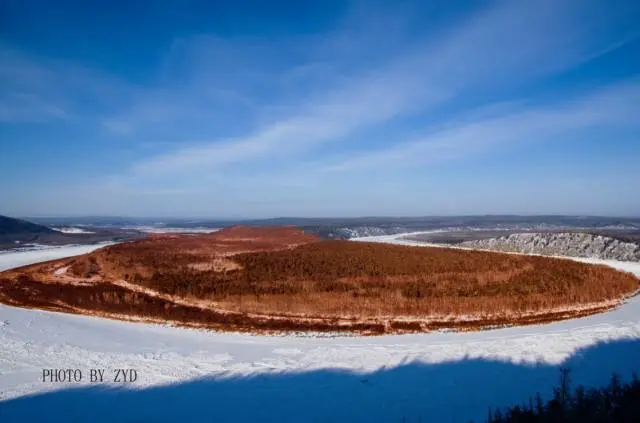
xmin=1 ymin=236 xmax=639 ymax=423
xmin=50 ymin=226 xmax=96 ymax=234
xmin=457 ymin=232 xmax=640 ymax=261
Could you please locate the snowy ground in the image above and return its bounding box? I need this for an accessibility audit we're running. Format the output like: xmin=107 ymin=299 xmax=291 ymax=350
xmin=123 ymin=226 xmax=221 ymax=234
xmin=50 ymin=226 xmax=96 ymax=234
xmin=0 ymin=234 xmax=639 ymax=422
xmin=0 ymin=243 xmax=114 ymax=271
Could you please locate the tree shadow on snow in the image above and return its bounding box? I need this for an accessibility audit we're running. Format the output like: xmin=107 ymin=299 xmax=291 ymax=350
xmin=1 ymin=338 xmax=639 ymax=423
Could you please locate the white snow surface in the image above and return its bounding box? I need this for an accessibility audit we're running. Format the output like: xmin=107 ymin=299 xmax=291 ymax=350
xmin=50 ymin=226 xmax=95 ymax=234
xmin=0 ymin=243 xmax=113 ymax=271
xmin=0 ymin=234 xmax=639 ymax=422
xmin=123 ymin=226 xmax=221 ymax=234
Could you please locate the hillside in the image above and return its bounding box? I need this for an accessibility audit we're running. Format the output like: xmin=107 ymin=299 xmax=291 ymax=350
xmin=1 ymin=226 xmax=638 ymax=334
xmin=0 ymin=215 xmax=146 ymax=250
xmin=458 ymin=232 xmax=640 ymax=262
xmin=0 ymin=215 xmax=56 ymax=236
xmin=0 ymin=215 xmax=58 ymax=248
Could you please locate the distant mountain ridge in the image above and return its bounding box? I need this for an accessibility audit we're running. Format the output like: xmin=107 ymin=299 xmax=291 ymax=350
xmin=0 ymin=215 xmax=145 ymax=250
xmin=0 ymin=215 xmax=55 ymax=236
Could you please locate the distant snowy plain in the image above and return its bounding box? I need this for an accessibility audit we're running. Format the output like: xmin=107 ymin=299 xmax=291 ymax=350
xmin=1 ymin=234 xmax=639 ymax=422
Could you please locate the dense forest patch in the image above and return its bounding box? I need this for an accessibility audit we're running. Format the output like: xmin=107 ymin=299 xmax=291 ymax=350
xmin=135 ymin=240 xmax=638 ymax=318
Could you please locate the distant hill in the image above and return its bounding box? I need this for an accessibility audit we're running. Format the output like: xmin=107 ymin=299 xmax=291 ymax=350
xmin=0 ymin=215 xmax=146 ymax=250
xmin=0 ymin=215 xmax=56 ymax=236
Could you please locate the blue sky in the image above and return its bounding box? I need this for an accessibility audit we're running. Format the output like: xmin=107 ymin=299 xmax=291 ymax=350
xmin=1 ymin=0 xmax=639 ymax=218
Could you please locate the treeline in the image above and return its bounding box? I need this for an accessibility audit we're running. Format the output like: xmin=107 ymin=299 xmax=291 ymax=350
xmin=483 ymin=370 xmax=640 ymax=423
xmin=395 ymin=370 xmax=640 ymax=423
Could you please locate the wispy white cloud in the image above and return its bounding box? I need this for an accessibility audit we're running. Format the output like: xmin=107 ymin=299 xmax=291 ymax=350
xmin=0 ymin=92 xmax=69 ymax=123
xmin=125 ymin=0 xmax=632 ymax=179
xmin=3 ymin=0 xmax=638 ymax=218
xmin=0 ymin=46 xmax=128 ymax=123
xmin=319 ymin=80 xmax=640 ymax=173
xmin=101 ymin=119 xmax=135 ymax=136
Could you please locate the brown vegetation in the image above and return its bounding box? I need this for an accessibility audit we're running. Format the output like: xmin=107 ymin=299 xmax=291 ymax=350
xmin=137 ymin=241 xmax=639 ymax=318
xmin=0 ymin=226 xmax=638 ymax=334
xmin=0 ymin=273 xmax=622 ymax=335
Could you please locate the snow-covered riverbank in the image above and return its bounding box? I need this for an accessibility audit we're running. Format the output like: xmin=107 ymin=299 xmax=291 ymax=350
xmin=0 ymin=243 xmax=114 ymax=272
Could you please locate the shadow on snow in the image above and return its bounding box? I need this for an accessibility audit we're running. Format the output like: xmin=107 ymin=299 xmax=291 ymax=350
xmin=1 ymin=338 xmax=639 ymax=423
